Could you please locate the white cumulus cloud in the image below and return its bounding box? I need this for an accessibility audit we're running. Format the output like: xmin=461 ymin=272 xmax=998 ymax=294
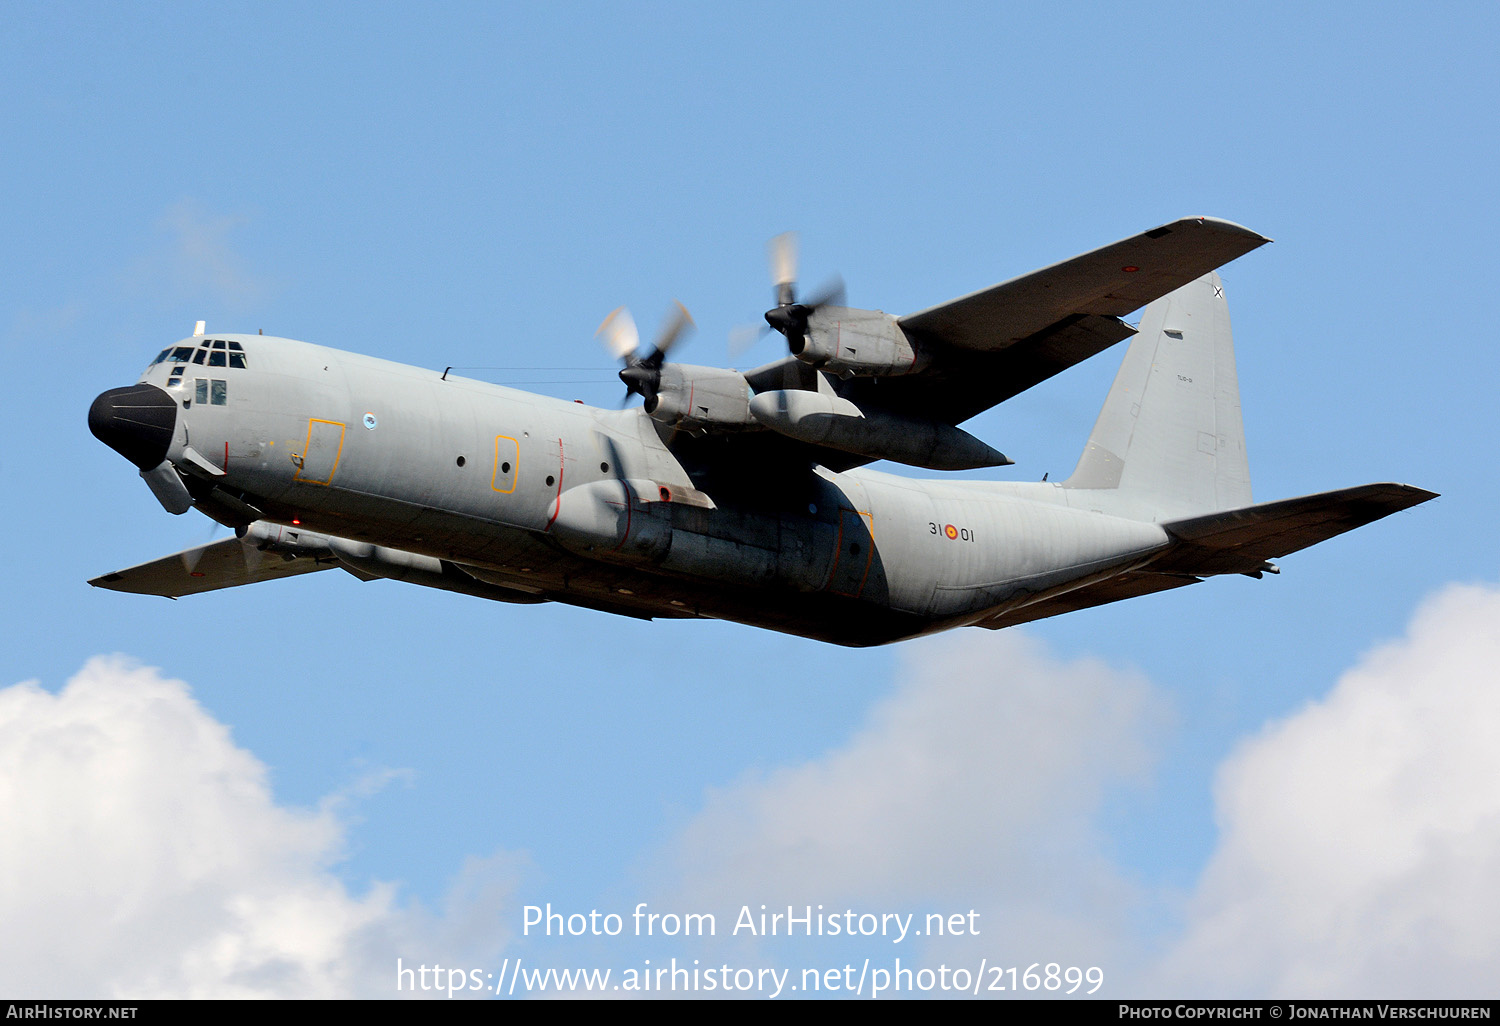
xmin=1157 ymin=582 xmax=1500 ymax=997
xmin=657 ymin=629 xmax=1173 ymax=971
xmin=0 ymin=656 xmax=521 ymax=998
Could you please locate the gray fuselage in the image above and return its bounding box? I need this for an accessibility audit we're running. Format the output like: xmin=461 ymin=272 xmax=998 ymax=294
xmin=126 ymin=333 xmax=1170 ymax=645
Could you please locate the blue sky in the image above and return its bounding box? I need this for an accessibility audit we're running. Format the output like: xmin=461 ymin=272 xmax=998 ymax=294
xmin=2 ymin=2 xmax=1497 ymax=998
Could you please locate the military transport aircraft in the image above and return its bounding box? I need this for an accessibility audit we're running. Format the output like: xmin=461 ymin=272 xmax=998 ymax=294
xmin=88 ymin=218 xmax=1435 ymax=646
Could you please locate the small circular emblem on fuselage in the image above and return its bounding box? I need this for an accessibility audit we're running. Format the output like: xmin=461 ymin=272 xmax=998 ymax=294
xmin=363 ymin=412 xmax=377 ymax=429
xmin=944 ymin=524 xmax=958 ymax=540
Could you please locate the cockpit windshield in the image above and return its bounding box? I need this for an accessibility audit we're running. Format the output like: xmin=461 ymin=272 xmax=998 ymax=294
xmin=150 ymin=339 xmax=250 ymax=371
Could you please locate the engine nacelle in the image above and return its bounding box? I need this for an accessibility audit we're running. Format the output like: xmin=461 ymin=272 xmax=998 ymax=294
xmin=749 ymin=390 xmax=1011 ymax=471
xmin=797 ymin=308 xmax=930 ymax=377
xmin=645 ymin=364 xmax=756 ymax=432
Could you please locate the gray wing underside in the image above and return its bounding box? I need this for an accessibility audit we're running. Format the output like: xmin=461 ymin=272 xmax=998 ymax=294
xmin=977 ymin=483 xmax=1438 ymax=630
xmin=743 ymin=217 xmax=1271 ymax=443
xmin=89 ymin=536 xmax=336 ymax=598
xmin=899 ymin=216 xmax=1271 ymax=352
xmin=861 ymin=217 xmax=1269 ymax=426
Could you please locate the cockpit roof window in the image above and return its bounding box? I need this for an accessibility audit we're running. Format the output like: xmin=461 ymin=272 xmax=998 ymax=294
xmin=211 ymin=339 xmax=226 ymax=349
xmin=227 ymin=341 xmax=243 ymax=351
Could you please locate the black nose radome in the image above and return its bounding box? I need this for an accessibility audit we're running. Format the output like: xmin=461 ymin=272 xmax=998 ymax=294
xmin=89 ymin=383 xmax=177 ymax=470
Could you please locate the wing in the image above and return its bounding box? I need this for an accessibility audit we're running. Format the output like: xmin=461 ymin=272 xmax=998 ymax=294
xmin=89 ymin=536 xmax=338 ymax=598
xmin=844 ymin=216 xmax=1270 ymax=426
xmin=901 ymin=216 xmax=1270 ymax=351
xmin=706 ymin=218 xmax=1270 ymax=477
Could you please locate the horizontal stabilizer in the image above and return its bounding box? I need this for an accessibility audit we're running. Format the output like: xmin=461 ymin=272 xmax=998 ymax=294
xmin=89 ymin=535 xmax=336 ymax=598
xmin=1149 ymin=483 xmax=1439 ymax=576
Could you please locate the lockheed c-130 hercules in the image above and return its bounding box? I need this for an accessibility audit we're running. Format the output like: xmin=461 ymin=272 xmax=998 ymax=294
xmin=88 ymin=218 xmax=1435 ymax=646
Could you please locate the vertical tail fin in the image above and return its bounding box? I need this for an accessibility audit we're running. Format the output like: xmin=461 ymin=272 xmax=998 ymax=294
xmin=1064 ymin=272 xmax=1251 ymax=518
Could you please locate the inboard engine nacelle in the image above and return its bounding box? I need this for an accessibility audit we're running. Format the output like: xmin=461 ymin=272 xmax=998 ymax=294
xmin=749 ymin=390 xmax=1011 ymax=471
xmin=646 ymin=364 xmax=756 ymax=432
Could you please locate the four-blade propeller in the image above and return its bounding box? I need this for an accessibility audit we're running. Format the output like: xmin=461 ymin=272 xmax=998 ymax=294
xmin=731 ymin=231 xmax=844 ymax=358
xmin=599 ymin=232 xmax=842 ymax=403
xmin=596 ymin=301 xmax=695 ymax=411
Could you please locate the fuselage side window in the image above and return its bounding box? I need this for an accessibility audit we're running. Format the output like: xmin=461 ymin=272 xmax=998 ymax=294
xmin=195 ymin=379 xmax=208 ymax=404
xmin=211 ymin=379 xmax=227 ymax=406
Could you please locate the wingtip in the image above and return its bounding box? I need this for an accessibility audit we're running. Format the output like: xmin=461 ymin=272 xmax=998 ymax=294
xmin=1179 ymin=215 xmax=1273 ymax=245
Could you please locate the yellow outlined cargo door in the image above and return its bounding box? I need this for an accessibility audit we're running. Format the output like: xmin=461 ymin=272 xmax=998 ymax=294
xmin=823 ymin=508 xmax=875 ymax=598
xmin=295 ymin=418 xmax=346 ymax=485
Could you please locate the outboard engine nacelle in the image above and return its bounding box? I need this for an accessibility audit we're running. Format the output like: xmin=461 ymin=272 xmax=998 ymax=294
xmin=798 ymin=308 xmax=930 ymax=378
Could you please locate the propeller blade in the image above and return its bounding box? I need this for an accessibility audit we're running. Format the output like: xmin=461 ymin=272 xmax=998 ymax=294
xmin=595 ymin=306 xmax=640 ymax=361
xmin=804 ymin=274 xmax=845 ymax=311
xmin=650 ymin=300 xmax=695 ymax=362
xmin=241 ymin=536 xmax=263 ymax=573
xmin=729 ymin=322 xmax=770 ymax=359
xmin=768 ymin=231 xmax=798 ymax=307
xmin=599 ymin=433 xmax=628 ymax=483
xmin=177 ymin=521 xmax=226 ymax=574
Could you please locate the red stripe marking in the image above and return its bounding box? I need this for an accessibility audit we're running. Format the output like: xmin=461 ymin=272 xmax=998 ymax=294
xmin=543 ymin=439 xmax=565 ymax=531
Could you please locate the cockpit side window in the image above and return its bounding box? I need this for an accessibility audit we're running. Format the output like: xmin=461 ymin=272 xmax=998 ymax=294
xmin=208 ymin=350 xmax=226 ymax=367
xmin=192 ymin=349 xmax=207 ymax=365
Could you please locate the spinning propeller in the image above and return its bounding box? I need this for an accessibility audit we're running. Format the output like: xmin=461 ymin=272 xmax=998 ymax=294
xmin=597 ymin=301 xmax=695 ymax=411
xmin=731 ymin=232 xmax=844 ymax=358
